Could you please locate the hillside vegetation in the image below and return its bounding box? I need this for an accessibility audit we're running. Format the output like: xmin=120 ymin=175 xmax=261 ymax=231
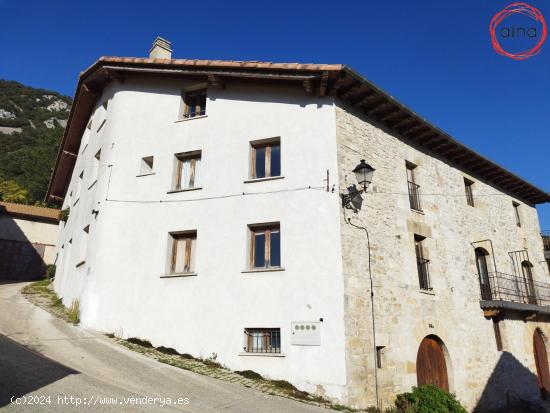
xmin=0 ymin=79 xmax=71 ymax=204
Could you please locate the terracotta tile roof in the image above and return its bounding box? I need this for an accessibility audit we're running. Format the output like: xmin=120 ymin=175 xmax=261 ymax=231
xmin=84 ymin=57 xmax=343 ymax=73
xmin=0 ymin=201 xmax=60 ymax=222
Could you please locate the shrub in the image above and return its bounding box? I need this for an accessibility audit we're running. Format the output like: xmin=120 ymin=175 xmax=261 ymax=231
xmin=46 ymin=264 xmax=56 ymax=279
xmin=126 ymin=337 xmax=153 ymax=347
xmin=235 ymin=370 xmax=264 ymax=380
xmin=394 ymin=385 xmax=467 ymax=413
xmin=67 ymin=299 xmax=80 ymax=324
xmin=180 ymin=353 xmax=195 ymax=360
xmin=59 ymin=207 xmax=70 ymax=222
xmin=156 ymin=346 xmax=179 ymax=355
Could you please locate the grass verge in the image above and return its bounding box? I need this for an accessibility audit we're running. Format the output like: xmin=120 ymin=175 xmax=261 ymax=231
xmin=21 ymin=278 xmax=79 ymax=325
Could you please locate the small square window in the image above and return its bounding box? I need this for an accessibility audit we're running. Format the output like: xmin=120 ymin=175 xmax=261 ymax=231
xmin=182 ymin=89 xmax=207 ymax=118
xmin=249 ymin=223 xmax=281 ymax=269
xmin=173 ymin=152 xmax=201 ymax=190
xmin=244 ymin=328 xmax=281 ymax=353
xmin=251 ymin=139 xmax=281 ymax=179
xmin=169 ymin=231 xmax=197 ymax=274
xmin=139 ymin=156 xmax=154 ymax=175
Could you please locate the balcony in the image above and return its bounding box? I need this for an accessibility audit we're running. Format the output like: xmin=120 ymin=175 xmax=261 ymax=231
xmin=408 ymin=181 xmax=422 ymax=212
xmin=479 ymin=272 xmax=550 ymax=318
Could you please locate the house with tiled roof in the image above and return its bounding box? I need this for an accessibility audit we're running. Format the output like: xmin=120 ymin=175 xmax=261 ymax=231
xmin=48 ymin=37 xmax=550 ymax=411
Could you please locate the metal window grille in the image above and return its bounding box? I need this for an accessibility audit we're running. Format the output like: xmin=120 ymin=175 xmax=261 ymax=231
xmin=244 ymin=328 xmax=281 ymax=353
xmin=417 ymin=257 xmax=431 ymax=290
xmin=408 ymin=181 xmax=422 ymax=211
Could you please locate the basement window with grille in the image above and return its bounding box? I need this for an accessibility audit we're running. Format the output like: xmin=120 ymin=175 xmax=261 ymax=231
xmin=244 ymin=328 xmax=281 ymax=353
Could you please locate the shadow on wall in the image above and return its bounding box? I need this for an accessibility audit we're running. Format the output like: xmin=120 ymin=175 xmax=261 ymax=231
xmin=0 ymin=334 xmax=78 ymax=407
xmin=0 ymin=205 xmax=47 ymax=281
xmin=473 ymin=351 xmax=542 ymax=413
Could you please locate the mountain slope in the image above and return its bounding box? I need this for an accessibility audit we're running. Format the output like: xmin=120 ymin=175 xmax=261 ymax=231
xmin=0 ymin=79 xmax=72 ymax=203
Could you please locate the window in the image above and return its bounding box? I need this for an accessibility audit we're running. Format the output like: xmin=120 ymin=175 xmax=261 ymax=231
xmin=169 ymin=231 xmax=197 ymax=274
xmin=464 ymin=178 xmax=474 ymax=207
xmin=406 ymin=162 xmax=421 ymax=211
xmin=251 ymin=139 xmax=281 ymax=179
xmin=376 ymin=346 xmax=386 ymax=368
xmin=521 ymin=261 xmax=536 ymax=304
xmin=249 ymin=223 xmax=281 ymax=269
xmin=475 ymin=248 xmax=492 ymax=300
xmin=513 ymin=202 xmax=521 ymax=227
xmin=493 ymin=320 xmax=503 ymax=351
xmin=415 ymin=235 xmax=430 ymax=290
xmin=244 ymin=328 xmax=281 ymax=353
xmin=173 ymin=152 xmax=201 ymax=190
xmin=182 ymin=89 xmax=207 ymax=118
xmin=139 ymin=156 xmax=154 ymax=175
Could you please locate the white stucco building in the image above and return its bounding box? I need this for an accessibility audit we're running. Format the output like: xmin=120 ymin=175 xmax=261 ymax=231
xmin=47 ymin=38 xmax=550 ymax=411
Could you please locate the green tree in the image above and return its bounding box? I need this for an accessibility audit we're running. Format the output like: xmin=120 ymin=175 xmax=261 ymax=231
xmin=0 ymin=179 xmax=30 ymax=203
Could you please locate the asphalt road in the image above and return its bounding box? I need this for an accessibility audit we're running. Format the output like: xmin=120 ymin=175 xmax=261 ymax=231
xmin=0 ymin=281 xmax=333 ymax=412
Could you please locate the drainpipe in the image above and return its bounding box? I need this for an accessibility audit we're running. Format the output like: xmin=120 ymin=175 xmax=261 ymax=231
xmin=347 ymin=217 xmax=380 ymax=409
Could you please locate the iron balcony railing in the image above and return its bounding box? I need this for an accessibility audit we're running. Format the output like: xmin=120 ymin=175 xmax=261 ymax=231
xmin=417 ymin=258 xmax=431 ymax=290
xmin=478 ymin=271 xmax=550 ymax=307
xmin=408 ymin=181 xmax=422 ymax=212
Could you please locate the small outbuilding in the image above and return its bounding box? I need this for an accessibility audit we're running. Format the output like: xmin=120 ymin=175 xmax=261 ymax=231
xmin=0 ymin=202 xmax=59 ymax=280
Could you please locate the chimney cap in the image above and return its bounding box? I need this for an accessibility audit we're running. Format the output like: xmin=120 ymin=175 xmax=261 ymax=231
xmin=149 ymin=36 xmax=172 ymax=59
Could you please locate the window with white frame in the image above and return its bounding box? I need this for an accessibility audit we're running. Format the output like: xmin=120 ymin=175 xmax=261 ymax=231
xmin=169 ymin=231 xmax=197 ymax=274
xmin=173 ymin=151 xmax=201 ymax=191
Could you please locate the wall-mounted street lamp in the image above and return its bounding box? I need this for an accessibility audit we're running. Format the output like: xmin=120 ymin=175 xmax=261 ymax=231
xmin=341 ymin=159 xmax=375 ymax=210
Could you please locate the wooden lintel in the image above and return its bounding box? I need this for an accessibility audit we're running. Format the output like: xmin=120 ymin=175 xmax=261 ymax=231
xmin=208 ymin=75 xmax=225 ymax=90
xmin=483 ymin=308 xmax=500 ymax=318
xmin=319 ymin=71 xmax=329 ymax=97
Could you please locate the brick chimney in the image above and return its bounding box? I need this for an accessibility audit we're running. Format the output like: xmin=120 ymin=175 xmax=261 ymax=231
xmin=149 ymin=37 xmax=172 ymax=59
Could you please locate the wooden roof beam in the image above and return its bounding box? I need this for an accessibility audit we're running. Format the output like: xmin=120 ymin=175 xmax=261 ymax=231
xmin=303 ymin=79 xmax=314 ymax=95
xmin=378 ymin=107 xmax=402 ymax=123
xmin=388 ymin=115 xmax=414 ymax=129
xmin=366 ymin=101 xmax=391 ymax=117
xmin=208 ymin=75 xmax=225 ymax=90
xmin=351 ymin=90 xmax=376 ymax=108
xmin=319 ymin=71 xmax=329 ymax=96
xmin=338 ymin=81 xmax=361 ymax=99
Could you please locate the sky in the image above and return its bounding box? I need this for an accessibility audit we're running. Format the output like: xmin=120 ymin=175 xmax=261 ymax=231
xmin=0 ymin=0 xmax=548 ymax=228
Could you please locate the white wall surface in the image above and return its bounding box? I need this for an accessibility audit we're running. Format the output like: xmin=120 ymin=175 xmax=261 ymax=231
xmin=53 ymin=78 xmax=348 ymax=398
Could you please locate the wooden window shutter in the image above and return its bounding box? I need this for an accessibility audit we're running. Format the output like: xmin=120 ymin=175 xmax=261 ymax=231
xmin=265 ymin=229 xmax=271 ymax=267
xmin=170 ymin=237 xmax=178 ymax=273
xmin=265 ymin=146 xmax=271 ymax=177
xmin=175 ymin=158 xmax=183 ymax=190
xmin=250 ymin=231 xmax=256 ymax=268
xmin=184 ymin=238 xmax=192 ymax=272
xmin=189 ymin=158 xmax=196 ymax=188
xmin=251 ymin=147 xmax=256 ymax=179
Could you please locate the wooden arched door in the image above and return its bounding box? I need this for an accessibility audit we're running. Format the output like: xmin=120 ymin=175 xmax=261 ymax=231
xmin=416 ymin=336 xmax=449 ymax=391
xmin=534 ymin=329 xmax=550 ymax=398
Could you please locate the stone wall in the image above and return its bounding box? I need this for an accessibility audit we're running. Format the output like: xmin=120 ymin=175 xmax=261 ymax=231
xmin=334 ymin=102 xmax=548 ymax=411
